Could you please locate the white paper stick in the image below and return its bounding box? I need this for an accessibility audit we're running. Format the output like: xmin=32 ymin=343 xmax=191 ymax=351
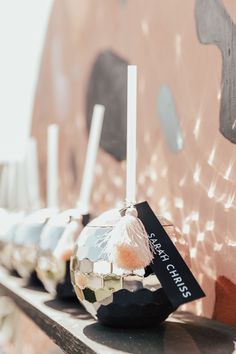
xmin=7 ymin=162 xmax=17 ymax=210
xmin=0 ymin=164 xmax=9 ymax=208
xmin=126 ymin=65 xmax=137 ymax=204
xmin=25 ymin=138 xmax=40 ymax=210
xmin=16 ymin=159 xmax=28 ymax=211
xmin=78 ymin=104 xmax=105 ymax=214
xmin=47 ymin=124 xmax=59 ymax=209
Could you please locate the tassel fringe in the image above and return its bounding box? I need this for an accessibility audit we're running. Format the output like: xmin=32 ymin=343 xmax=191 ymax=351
xmin=102 ymin=206 xmax=154 ymax=270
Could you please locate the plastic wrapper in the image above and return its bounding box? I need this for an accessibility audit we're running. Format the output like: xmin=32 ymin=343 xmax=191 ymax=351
xmin=0 ymin=211 xmax=25 ymax=272
xmin=36 ymin=209 xmax=89 ymax=298
xmin=11 ymin=209 xmax=57 ymax=282
xmin=70 ymin=208 xmax=190 ymax=327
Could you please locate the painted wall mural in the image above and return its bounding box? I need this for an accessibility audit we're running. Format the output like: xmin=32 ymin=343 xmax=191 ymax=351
xmin=196 ymin=0 xmax=236 ymax=144
xmin=157 ymin=85 xmax=184 ymax=153
xmin=86 ymin=50 xmax=128 ymax=161
xmin=32 ymin=0 xmax=236 ymax=326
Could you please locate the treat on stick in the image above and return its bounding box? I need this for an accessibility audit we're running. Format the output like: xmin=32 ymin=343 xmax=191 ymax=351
xmin=53 ymin=104 xmax=105 ymax=261
xmin=0 ymin=210 xmax=25 ymax=272
xmin=36 ymin=105 xmax=104 ymax=297
xmin=11 ymin=126 xmax=59 ymax=282
xmin=71 ymin=66 xmax=190 ymax=327
xmin=103 ymin=65 xmax=153 ymax=270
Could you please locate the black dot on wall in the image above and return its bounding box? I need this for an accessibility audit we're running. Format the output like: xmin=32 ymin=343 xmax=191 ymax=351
xmin=86 ymin=50 xmax=128 ymax=161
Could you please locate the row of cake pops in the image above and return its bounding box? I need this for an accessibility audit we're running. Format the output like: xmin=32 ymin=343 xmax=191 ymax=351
xmin=0 ymin=66 xmax=190 ymax=327
xmin=0 ymin=103 xmax=105 ymax=299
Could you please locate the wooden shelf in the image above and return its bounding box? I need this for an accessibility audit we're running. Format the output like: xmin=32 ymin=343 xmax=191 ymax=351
xmin=0 ymin=269 xmax=235 ymax=354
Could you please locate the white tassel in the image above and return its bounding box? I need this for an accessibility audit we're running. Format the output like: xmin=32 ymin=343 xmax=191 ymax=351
xmin=104 ymin=206 xmax=154 ymax=270
xmin=53 ymin=218 xmax=83 ymax=261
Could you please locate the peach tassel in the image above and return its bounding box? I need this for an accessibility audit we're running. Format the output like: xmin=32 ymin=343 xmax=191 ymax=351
xmin=53 ymin=219 xmax=83 ymax=261
xmin=105 ymin=206 xmax=154 ymax=270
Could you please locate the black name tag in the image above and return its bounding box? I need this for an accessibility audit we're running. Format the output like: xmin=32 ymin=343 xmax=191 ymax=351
xmin=135 ymin=201 xmax=205 ymax=308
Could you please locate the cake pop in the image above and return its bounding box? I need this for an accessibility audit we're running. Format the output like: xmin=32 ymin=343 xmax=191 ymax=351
xmin=0 ymin=210 xmax=24 ymax=273
xmin=11 ymin=125 xmax=59 ymax=284
xmin=36 ymin=105 xmax=104 ymax=298
xmin=70 ymin=66 xmax=194 ymax=327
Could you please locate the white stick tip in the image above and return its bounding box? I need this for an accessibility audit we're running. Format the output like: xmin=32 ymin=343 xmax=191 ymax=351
xmin=93 ymin=104 xmax=105 ymax=118
xmin=128 ymin=64 xmax=137 ymax=70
